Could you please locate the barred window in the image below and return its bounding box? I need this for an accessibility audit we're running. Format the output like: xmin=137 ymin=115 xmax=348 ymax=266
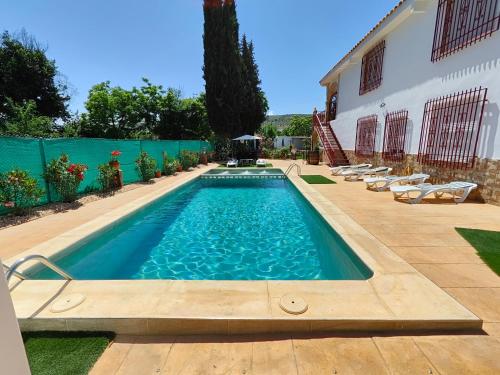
xmin=382 ymin=110 xmax=409 ymax=161
xmin=359 ymin=40 xmax=385 ymax=95
xmin=432 ymin=0 xmax=500 ymax=62
xmin=417 ymin=87 xmax=488 ymax=169
xmin=355 ymin=115 xmax=378 ymax=156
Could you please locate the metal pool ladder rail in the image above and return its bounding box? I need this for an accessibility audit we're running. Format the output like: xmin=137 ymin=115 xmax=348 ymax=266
xmin=4 ymin=254 xmax=73 ymax=282
xmin=285 ymin=163 xmax=301 ymax=176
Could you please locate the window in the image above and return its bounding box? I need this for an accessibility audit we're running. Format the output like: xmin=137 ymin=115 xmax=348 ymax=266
xmin=382 ymin=110 xmax=409 ymax=161
xmin=417 ymin=87 xmax=488 ymax=169
xmin=432 ymin=0 xmax=500 ymax=62
xmin=355 ymin=115 xmax=378 ymax=156
xmin=359 ymin=40 xmax=385 ymax=95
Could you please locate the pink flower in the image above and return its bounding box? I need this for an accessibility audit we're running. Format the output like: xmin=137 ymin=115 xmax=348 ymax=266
xmin=4 ymin=201 xmax=15 ymax=208
xmin=111 ymin=150 xmax=121 ymax=157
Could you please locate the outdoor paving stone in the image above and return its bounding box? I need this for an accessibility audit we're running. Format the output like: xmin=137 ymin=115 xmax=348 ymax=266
xmin=413 ymin=263 xmax=500 ymax=288
xmin=444 ymin=288 xmax=500 ymax=322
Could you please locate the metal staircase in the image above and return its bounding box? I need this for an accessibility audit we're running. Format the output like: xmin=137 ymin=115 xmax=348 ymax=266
xmin=312 ymin=111 xmax=350 ymax=167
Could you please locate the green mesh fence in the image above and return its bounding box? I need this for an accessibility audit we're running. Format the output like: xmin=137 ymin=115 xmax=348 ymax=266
xmin=0 ymin=137 xmax=213 ymax=210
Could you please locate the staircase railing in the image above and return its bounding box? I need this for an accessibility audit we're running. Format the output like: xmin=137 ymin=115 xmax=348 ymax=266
xmin=312 ymin=111 xmax=338 ymax=166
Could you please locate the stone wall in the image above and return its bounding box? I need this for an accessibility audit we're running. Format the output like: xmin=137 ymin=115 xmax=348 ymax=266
xmin=343 ymin=151 xmax=500 ymax=206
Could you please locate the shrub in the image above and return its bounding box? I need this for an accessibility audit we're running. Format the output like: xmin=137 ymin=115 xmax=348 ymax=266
xmin=135 ymin=152 xmax=156 ymax=182
xmin=98 ymin=164 xmax=117 ymax=192
xmin=0 ymin=169 xmax=44 ymax=215
xmin=179 ymin=150 xmax=198 ymax=170
xmin=163 ymin=159 xmax=177 ymax=176
xmin=44 ymin=154 xmax=88 ymax=203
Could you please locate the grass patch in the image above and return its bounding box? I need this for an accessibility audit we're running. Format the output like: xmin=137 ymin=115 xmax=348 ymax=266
xmin=456 ymin=228 xmax=500 ymax=275
xmin=23 ymin=332 xmax=112 ymax=375
xmin=301 ymin=175 xmax=336 ymax=184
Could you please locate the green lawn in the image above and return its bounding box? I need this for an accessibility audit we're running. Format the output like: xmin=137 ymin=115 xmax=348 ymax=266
xmin=455 ymin=228 xmax=500 ymax=275
xmin=301 ymin=175 xmax=336 ymax=184
xmin=23 ymin=332 xmax=112 ymax=375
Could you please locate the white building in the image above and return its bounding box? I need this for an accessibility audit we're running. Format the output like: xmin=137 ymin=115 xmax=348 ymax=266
xmin=317 ymin=0 xmax=500 ymax=205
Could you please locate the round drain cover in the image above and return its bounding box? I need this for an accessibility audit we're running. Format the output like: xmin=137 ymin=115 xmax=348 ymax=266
xmin=279 ymin=294 xmax=308 ymax=315
xmin=50 ymin=293 xmax=86 ymax=313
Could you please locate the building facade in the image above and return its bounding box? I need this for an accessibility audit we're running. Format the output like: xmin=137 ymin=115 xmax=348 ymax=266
xmin=319 ymin=0 xmax=500 ymax=205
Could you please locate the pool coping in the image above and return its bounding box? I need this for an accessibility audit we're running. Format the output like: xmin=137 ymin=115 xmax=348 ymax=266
xmin=7 ymin=166 xmax=482 ymax=335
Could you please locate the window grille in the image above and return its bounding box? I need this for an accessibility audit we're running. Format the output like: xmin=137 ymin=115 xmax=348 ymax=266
xmin=432 ymin=0 xmax=500 ymax=62
xmin=417 ymin=87 xmax=488 ymax=169
xmin=359 ymin=40 xmax=385 ymax=95
xmin=382 ymin=110 xmax=409 ymax=161
xmin=355 ymin=115 xmax=378 ymax=156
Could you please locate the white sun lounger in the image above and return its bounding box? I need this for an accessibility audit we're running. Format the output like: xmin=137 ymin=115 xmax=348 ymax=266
xmin=390 ymin=181 xmax=478 ymax=204
xmin=256 ymin=159 xmax=267 ymax=167
xmin=342 ymin=166 xmax=392 ymax=181
xmin=364 ymin=173 xmax=430 ymax=191
xmin=227 ymin=159 xmax=238 ymax=168
xmin=330 ymin=163 xmax=372 ymax=176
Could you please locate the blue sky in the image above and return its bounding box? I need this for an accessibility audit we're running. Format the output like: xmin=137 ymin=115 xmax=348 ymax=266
xmin=1 ymin=0 xmax=398 ymax=115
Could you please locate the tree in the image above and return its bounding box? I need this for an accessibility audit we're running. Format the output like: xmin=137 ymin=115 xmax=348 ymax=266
xmin=0 ymin=30 xmax=69 ymax=121
xmin=240 ymin=35 xmax=268 ymax=135
xmin=282 ymin=116 xmax=312 ymax=136
xmin=1 ymin=99 xmax=54 ymax=137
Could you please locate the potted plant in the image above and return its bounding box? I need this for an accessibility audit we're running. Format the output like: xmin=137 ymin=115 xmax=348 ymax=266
xmin=135 ymin=152 xmax=156 ymax=182
xmin=109 ymin=150 xmax=121 ymax=169
xmin=307 ymin=146 xmax=320 ymax=165
xmin=155 ymin=170 xmax=162 ymax=178
xmin=176 ymin=161 xmax=183 ymax=173
xmin=200 ymin=152 xmax=208 ymax=165
xmin=44 ymin=154 xmax=88 ymax=202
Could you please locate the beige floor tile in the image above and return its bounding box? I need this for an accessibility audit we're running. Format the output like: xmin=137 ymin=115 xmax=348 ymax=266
xmin=292 ymin=336 xmax=389 ymax=375
xmin=413 ymin=263 xmax=500 ymax=288
xmin=90 ymin=336 xmax=134 ymax=375
xmin=373 ymin=336 xmax=437 ymax=375
xmin=251 ymin=335 xmax=298 ymax=375
xmin=482 ymin=323 xmax=500 ymax=337
xmin=444 ymin=288 xmax=500 ymax=322
xmin=10 ymin=280 xmax=68 ymax=318
xmin=161 ymin=336 xmax=252 ymax=375
xmin=116 ymin=336 xmax=174 ymax=375
xmin=390 ymin=246 xmax=483 ymax=264
xmin=414 ymin=335 xmax=500 ymax=374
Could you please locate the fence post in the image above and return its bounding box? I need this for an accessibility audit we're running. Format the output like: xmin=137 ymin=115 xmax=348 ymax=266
xmin=38 ymin=139 xmax=52 ymax=203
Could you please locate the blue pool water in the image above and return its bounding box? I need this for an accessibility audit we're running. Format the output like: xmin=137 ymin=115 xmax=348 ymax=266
xmin=31 ymin=177 xmax=372 ymax=280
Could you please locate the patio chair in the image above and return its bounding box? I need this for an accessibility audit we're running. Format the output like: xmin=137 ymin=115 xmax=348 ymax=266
xmin=330 ymin=163 xmax=372 ymax=176
xmin=364 ymin=173 xmax=430 ymax=191
xmin=256 ymin=159 xmax=267 ymax=167
xmin=390 ymin=181 xmax=478 ymax=204
xmin=342 ymin=166 xmax=392 ymax=181
xmin=226 ymin=159 xmax=238 ymax=168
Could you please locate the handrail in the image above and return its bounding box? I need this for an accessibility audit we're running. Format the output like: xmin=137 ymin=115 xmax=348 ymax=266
xmin=2 ymin=263 xmax=27 ymax=280
xmin=285 ymin=163 xmax=301 ymax=176
xmin=313 ymin=112 xmax=336 ymax=153
xmin=5 ymin=255 xmax=73 ymax=282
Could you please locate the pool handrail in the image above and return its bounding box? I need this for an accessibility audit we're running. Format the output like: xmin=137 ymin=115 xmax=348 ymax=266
xmin=4 ymin=254 xmax=73 ymax=282
xmin=285 ymin=163 xmax=302 ymax=176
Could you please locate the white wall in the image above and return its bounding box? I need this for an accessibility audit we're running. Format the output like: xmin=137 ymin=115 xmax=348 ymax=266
xmin=330 ymin=1 xmax=500 ymax=160
xmin=0 ymin=270 xmax=30 ymax=375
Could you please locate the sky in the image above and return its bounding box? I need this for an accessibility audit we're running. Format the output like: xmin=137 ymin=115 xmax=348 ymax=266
xmin=0 ymin=0 xmax=398 ymax=116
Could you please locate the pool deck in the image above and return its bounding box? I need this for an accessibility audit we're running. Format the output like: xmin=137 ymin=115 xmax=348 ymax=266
xmin=3 ymin=160 xmax=500 ymax=372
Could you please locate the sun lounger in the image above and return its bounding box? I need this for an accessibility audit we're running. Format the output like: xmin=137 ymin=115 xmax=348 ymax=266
xmin=256 ymin=159 xmax=267 ymax=167
xmin=330 ymin=163 xmax=372 ymax=175
xmin=364 ymin=173 xmax=430 ymax=191
xmin=390 ymin=181 xmax=477 ymax=204
xmin=342 ymin=166 xmax=392 ymax=181
xmin=227 ymin=159 xmax=238 ymax=168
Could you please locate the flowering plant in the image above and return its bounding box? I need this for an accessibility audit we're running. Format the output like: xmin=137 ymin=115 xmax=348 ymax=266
xmin=0 ymin=169 xmax=44 ymax=215
xmin=135 ymin=151 xmax=156 ymax=182
xmin=110 ymin=150 xmax=121 ymax=161
xmin=44 ymin=154 xmax=88 ymax=202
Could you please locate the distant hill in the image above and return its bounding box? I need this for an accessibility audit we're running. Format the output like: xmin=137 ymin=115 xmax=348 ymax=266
xmin=264 ymin=114 xmax=309 ymax=131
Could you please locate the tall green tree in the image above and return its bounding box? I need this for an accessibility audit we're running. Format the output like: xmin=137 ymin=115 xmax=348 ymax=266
xmin=240 ymin=35 xmax=268 ymax=135
xmin=0 ymin=30 xmax=69 ymax=121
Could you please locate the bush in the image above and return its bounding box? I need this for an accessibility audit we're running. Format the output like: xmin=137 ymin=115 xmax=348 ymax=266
xmin=163 ymin=158 xmax=177 ymax=176
xmin=44 ymin=154 xmax=88 ymax=203
xmin=179 ymin=150 xmax=198 ymax=170
xmin=0 ymin=169 xmax=44 ymax=215
xmin=135 ymin=152 xmax=156 ymax=182
xmin=97 ymin=164 xmax=117 ymax=192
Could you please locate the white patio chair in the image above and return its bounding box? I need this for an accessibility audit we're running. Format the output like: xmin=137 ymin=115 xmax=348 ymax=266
xmin=330 ymin=163 xmax=372 ymax=176
xmin=364 ymin=173 xmax=430 ymax=191
xmin=342 ymin=166 xmax=392 ymax=181
xmin=390 ymin=181 xmax=478 ymax=204
xmin=256 ymin=159 xmax=267 ymax=167
xmin=226 ymin=159 xmax=238 ymax=168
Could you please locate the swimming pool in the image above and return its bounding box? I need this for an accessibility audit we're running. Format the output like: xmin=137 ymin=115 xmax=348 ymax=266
xmin=30 ymin=172 xmax=372 ymax=280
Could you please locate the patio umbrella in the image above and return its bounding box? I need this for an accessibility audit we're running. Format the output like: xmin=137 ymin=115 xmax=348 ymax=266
xmin=231 ymin=135 xmax=262 ymax=158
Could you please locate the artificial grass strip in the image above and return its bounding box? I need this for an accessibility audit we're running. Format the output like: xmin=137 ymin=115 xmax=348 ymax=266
xmin=456 ymin=228 xmax=500 ymax=276
xmin=301 ymin=175 xmax=336 ymax=184
xmin=22 ymin=332 xmax=112 ymax=375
